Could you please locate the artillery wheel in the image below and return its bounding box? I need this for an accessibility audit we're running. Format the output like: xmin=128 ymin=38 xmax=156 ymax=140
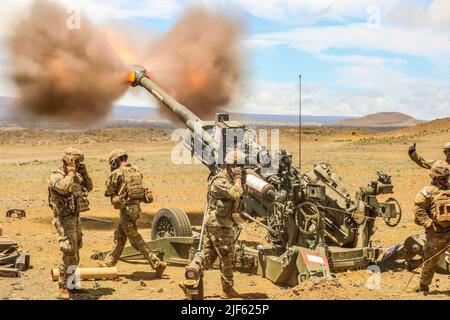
xmin=383 ymin=198 xmax=402 ymax=227
xmin=294 ymin=202 xmax=321 ymax=236
xmin=151 ymin=208 xmax=192 ymax=240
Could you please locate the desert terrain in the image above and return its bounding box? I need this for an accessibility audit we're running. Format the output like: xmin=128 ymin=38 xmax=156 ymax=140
xmin=0 ymin=120 xmax=449 ymax=300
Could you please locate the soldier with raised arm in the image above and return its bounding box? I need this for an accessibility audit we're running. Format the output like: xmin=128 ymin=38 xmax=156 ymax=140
xmin=48 ymin=148 xmax=93 ymax=300
xmin=408 ymin=142 xmax=450 ymax=169
xmin=409 ymin=161 xmax=450 ymax=294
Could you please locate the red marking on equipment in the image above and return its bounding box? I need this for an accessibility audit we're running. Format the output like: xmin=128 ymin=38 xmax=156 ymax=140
xmin=302 ymin=252 xmax=329 ymax=266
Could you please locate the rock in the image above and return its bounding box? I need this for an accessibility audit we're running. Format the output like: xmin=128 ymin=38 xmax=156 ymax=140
xmin=12 ymin=284 xmax=24 ymax=291
xmin=139 ymin=280 xmax=147 ymax=287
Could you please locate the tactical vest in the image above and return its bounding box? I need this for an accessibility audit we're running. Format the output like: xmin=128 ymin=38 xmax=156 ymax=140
xmin=120 ymin=165 xmax=145 ymax=203
xmin=432 ymin=189 xmax=450 ymax=229
xmin=206 ymin=174 xmax=240 ymax=229
xmin=48 ymin=171 xmax=90 ymax=216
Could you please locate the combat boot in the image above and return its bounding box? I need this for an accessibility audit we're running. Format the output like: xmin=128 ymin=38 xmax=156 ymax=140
xmin=407 ymin=283 xmax=429 ymax=294
xmin=58 ymin=288 xmax=70 ymax=300
xmin=220 ymin=287 xmax=241 ymax=299
xmin=155 ymin=262 xmax=167 ymax=278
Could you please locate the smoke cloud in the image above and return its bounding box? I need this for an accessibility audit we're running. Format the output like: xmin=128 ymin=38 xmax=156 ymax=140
xmin=8 ymin=2 xmax=243 ymax=126
xmin=145 ymin=7 xmax=242 ymax=121
xmin=9 ymin=0 xmax=128 ymax=125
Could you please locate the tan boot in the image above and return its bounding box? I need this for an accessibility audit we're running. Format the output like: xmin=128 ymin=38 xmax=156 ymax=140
xmin=220 ymin=287 xmax=241 ymax=299
xmin=155 ymin=262 xmax=167 ymax=278
xmin=58 ymin=288 xmax=70 ymax=300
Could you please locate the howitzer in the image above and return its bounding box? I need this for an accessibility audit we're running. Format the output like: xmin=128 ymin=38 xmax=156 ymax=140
xmin=124 ymin=66 xmax=403 ymax=296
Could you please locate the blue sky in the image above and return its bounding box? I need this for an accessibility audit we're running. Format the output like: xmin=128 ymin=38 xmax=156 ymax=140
xmin=0 ymin=0 xmax=449 ymax=119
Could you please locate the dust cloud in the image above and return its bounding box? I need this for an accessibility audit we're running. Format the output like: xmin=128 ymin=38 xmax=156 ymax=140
xmin=145 ymin=7 xmax=243 ymax=121
xmin=8 ymin=2 xmax=243 ymax=126
xmin=9 ymin=0 xmax=128 ymax=125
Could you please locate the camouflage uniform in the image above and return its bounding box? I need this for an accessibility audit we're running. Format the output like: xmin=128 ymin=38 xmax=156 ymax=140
xmin=409 ymin=142 xmax=450 ymax=169
xmin=104 ymin=162 xmax=161 ymax=269
xmin=48 ymin=148 xmax=92 ymax=289
xmin=413 ymin=162 xmax=450 ymax=288
xmin=198 ymin=170 xmax=244 ymax=291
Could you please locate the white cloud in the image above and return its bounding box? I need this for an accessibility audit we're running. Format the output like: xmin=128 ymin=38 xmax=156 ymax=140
xmin=229 ymin=80 xmax=299 ymax=115
xmin=317 ymin=54 xmax=405 ymax=66
xmin=390 ymin=0 xmax=450 ymax=30
xmin=227 ymin=65 xmax=450 ymax=120
xmin=222 ymin=0 xmax=402 ymax=25
xmin=64 ymin=0 xmax=182 ymax=22
xmin=245 ymin=23 xmax=450 ymax=61
xmin=0 ymin=0 xmax=448 ymax=120
xmin=0 ymin=0 xmax=182 ymax=37
xmin=235 ymin=1 xmax=450 ymax=119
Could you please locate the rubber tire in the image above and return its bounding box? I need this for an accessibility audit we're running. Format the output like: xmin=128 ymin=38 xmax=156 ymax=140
xmin=151 ymin=208 xmax=192 ymax=240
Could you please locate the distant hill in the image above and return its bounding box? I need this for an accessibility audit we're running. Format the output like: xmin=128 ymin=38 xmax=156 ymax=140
xmin=334 ymin=112 xmax=425 ymax=128
xmin=392 ymin=116 xmax=450 ymax=135
xmin=0 ymin=95 xmax=347 ymax=127
xmin=230 ymin=113 xmax=345 ymax=125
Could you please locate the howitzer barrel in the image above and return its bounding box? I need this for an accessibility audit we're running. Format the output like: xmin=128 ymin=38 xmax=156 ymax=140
xmin=128 ymin=66 xmax=200 ymax=129
xmin=128 ymin=66 xmax=219 ymax=155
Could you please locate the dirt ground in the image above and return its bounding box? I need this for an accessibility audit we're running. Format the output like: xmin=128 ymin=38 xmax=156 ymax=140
xmin=0 ymin=125 xmax=449 ymax=300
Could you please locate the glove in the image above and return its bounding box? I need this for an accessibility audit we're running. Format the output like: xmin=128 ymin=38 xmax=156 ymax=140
xmin=77 ymin=163 xmax=87 ymax=175
xmin=426 ymin=222 xmax=441 ymax=233
xmin=408 ymin=143 xmax=416 ymax=155
xmin=66 ymin=165 xmax=77 ymax=174
xmin=241 ymin=169 xmax=247 ymax=185
xmin=231 ymin=167 xmax=243 ymax=179
xmin=143 ymin=189 xmax=154 ymax=204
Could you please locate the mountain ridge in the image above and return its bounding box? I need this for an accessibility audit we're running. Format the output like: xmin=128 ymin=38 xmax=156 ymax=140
xmin=335 ymin=112 xmax=425 ymax=128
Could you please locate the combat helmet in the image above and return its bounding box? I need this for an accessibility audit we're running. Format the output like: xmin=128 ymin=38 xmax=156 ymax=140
xmin=430 ymin=161 xmax=450 ymax=179
xmin=444 ymin=142 xmax=450 ymax=151
xmin=224 ymin=149 xmax=246 ymax=166
xmin=108 ymin=149 xmax=128 ymax=166
xmin=62 ymin=147 xmax=84 ymax=164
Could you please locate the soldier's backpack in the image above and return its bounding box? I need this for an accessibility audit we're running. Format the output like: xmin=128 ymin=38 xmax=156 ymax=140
xmin=121 ymin=165 xmax=146 ymax=202
xmin=433 ymin=190 xmax=450 ymax=229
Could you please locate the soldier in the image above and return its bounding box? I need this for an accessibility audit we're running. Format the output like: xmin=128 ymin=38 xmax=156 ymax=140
xmin=103 ymin=149 xmax=167 ymax=277
xmin=409 ymin=161 xmax=450 ymax=293
xmin=191 ymin=149 xmax=246 ymax=299
xmin=48 ymin=148 xmax=93 ymax=300
xmin=408 ymin=142 xmax=450 ymax=169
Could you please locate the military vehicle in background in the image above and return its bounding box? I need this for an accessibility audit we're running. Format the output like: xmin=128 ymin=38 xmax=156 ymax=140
xmin=92 ymin=66 xmax=402 ymax=299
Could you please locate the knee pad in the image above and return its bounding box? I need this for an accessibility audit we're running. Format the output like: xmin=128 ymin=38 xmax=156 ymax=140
xmin=59 ymin=237 xmax=75 ymax=255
